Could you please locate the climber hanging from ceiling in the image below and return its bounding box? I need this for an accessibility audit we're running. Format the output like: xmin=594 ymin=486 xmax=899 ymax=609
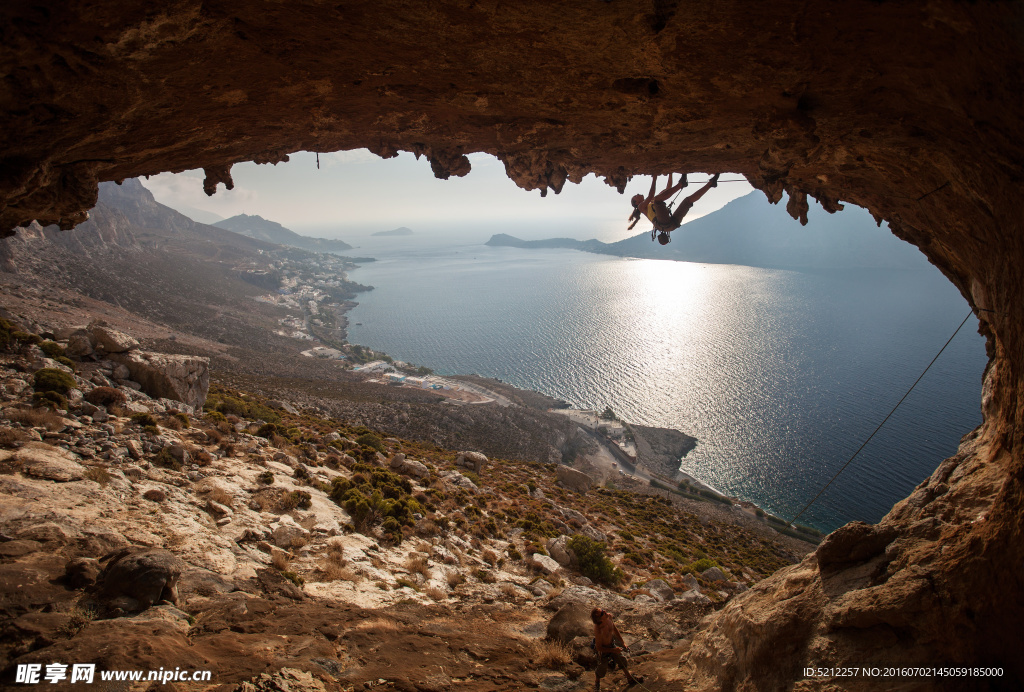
xmin=627 ymin=173 xmax=719 ymax=244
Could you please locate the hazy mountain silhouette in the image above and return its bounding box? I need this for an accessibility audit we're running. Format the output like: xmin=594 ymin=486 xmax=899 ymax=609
xmin=215 ymin=213 xmax=353 ymax=252
xmin=488 ymin=192 xmax=926 ymax=270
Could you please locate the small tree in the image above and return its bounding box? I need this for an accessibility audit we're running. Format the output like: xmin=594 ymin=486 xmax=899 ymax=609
xmin=568 ymin=534 xmax=624 ymax=587
xmin=599 ymin=406 xmax=616 ymax=420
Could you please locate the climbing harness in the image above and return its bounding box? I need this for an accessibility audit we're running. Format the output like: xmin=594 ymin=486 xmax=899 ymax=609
xmin=787 ymin=310 xmax=974 ymax=527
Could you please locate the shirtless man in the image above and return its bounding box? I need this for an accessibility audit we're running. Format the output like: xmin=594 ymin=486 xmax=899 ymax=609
xmin=628 ymin=173 xmax=720 ymax=245
xmin=592 ymin=607 xmax=642 ymax=691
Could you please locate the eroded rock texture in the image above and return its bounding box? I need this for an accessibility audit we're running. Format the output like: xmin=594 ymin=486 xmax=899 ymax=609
xmin=1 ymin=0 xmax=1022 ymax=686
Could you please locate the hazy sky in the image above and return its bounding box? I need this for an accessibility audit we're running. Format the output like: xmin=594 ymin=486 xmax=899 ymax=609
xmin=140 ymin=150 xmax=754 ymax=243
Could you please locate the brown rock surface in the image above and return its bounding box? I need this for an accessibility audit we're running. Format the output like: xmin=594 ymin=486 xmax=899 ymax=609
xmin=1 ymin=1 xmax=1023 ymax=687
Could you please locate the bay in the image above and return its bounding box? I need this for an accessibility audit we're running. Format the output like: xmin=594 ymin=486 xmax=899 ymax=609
xmin=344 ymin=237 xmax=987 ymax=532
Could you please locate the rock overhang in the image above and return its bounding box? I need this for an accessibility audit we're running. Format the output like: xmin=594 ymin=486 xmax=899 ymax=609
xmin=2 ymin=0 xmax=1023 ymax=685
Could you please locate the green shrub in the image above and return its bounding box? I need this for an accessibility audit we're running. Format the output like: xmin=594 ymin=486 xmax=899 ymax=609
xmin=257 ymin=471 xmax=274 ymax=485
xmin=461 ymin=470 xmax=480 ymax=486
xmin=33 ymin=368 xmax=77 ymax=395
xmin=355 ymin=432 xmax=384 ymax=452
xmin=171 ymin=411 xmax=190 ymax=427
xmin=282 ymin=571 xmax=305 ymax=587
xmin=39 ymin=341 xmax=65 ymax=359
xmin=206 ymin=411 xmax=227 ymax=423
xmin=256 ymin=423 xmax=279 ymax=439
xmin=130 ymin=412 xmax=158 ymax=428
xmin=568 ymin=534 xmax=624 ymax=587
xmin=281 ymin=490 xmax=312 ymax=510
xmin=55 ymin=356 xmax=76 ymax=370
xmin=32 ymin=390 xmax=68 ymax=410
xmin=13 ymin=331 xmax=42 ymax=346
xmin=690 ymin=558 xmax=718 ymax=573
xmin=153 ymin=447 xmax=183 ymax=471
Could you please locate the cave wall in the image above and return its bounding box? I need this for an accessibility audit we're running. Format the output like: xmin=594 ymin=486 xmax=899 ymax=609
xmin=2 ymin=0 xmax=1022 ymax=686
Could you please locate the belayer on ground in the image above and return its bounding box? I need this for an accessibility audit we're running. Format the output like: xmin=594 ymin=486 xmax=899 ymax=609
xmin=628 ymin=173 xmax=719 ymax=245
xmin=591 ymin=607 xmax=644 ymax=691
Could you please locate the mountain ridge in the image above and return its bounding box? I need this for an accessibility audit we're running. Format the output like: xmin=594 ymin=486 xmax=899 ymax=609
xmin=488 ymin=192 xmax=926 ymax=270
xmin=215 ymin=213 xmax=353 ymax=252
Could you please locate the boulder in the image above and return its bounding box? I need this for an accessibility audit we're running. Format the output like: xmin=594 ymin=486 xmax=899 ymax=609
xmin=701 ymin=566 xmax=729 ymax=582
xmin=546 ymin=602 xmax=592 ymax=644
xmin=270 ymin=515 xmax=311 ymax=549
xmin=532 ymin=553 xmax=562 ymax=574
xmin=65 ymin=329 xmax=95 ymax=357
xmin=108 ymin=350 xmax=210 ymax=410
xmin=389 ymin=453 xmax=430 ymax=479
xmin=90 ymin=325 xmax=139 ymax=354
xmin=96 ymin=548 xmax=187 ymax=611
xmin=17 ymin=443 xmax=86 ymax=482
xmin=645 ymin=578 xmax=675 ymax=602
xmin=556 ymin=465 xmax=593 ymax=493
xmin=547 ymin=535 xmax=575 ymax=567
xmin=682 ymin=573 xmax=699 ymax=591
xmin=456 ymin=450 xmax=488 ymax=473
xmin=580 ymin=524 xmax=606 ymax=543
xmin=678 ymin=588 xmax=712 ymax=606
xmin=442 ymin=470 xmax=480 ymax=494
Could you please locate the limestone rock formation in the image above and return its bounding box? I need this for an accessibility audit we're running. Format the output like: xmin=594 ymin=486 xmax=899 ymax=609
xmin=556 ymin=465 xmax=594 ymax=493
xmin=456 ymin=451 xmax=488 ymax=473
xmin=14 ymin=444 xmax=86 ymax=482
xmin=108 ymin=351 xmax=210 ymax=410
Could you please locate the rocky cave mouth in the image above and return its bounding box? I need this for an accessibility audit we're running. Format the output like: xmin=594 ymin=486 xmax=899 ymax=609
xmin=2 ymin=0 xmax=1022 ymax=686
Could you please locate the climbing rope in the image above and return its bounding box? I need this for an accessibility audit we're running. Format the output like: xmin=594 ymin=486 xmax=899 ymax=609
xmin=787 ymin=310 xmax=974 ymax=527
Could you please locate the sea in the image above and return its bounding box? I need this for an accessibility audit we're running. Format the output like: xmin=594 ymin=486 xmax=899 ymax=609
xmin=342 ymin=235 xmax=987 ymax=533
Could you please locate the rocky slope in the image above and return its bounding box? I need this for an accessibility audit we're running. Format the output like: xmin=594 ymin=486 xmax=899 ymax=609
xmin=0 ymin=319 xmax=808 ymax=691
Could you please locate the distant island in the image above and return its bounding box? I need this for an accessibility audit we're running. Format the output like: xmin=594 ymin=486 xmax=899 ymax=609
xmin=372 ymin=227 xmax=414 ymax=237
xmin=487 ymin=192 xmax=926 ymax=271
xmin=215 ymin=213 xmax=353 ymax=252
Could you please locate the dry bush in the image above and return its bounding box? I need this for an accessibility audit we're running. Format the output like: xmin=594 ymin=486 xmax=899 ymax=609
xmin=84 ymin=466 xmax=111 ymax=486
xmin=415 ymin=540 xmax=433 ymax=553
xmin=194 ymin=449 xmax=213 ymax=467
xmin=6 ymin=408 xmax=65 ymax=431
xmin=163 ymin=416 xmax=183 ymax=431
xmin=528 ymin=639 xmax=574 ymax=669
xmin=425 ymin=585 xmax=446 ymax=601
xmin=404 ymin=555 xmax=430 ymax=577
xmin=447 ymin=571 xmax=466 ymax=589
xmin=499 ymin=582 xmax=520 ymax=598
xmin=327 ymin=540 xmax=346 ymax=565
xmin=415 ymin=519 xmax=440 ymax=538
xmin=207 ymin=487 xmax=234 ymax=508
xmin=0 ymin=426 xmax=26 ymax=447
xmin=271 ymin=551 xmax=290 ymax=571
xmin=204 ymin=427 xmax=224 ymax=445
xmin=318 ymin=562 xmax=359 ymax=582
xmin=482 ymin=549 xmax=498 ymax=566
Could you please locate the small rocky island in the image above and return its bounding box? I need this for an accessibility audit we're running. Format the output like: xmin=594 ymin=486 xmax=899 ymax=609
xmin=371 ymin=227 xmax=414 ymax=237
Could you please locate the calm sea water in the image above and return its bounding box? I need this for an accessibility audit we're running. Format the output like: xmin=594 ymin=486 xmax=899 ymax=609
xmin=344 ymin=238 xmax=987 ymax=532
